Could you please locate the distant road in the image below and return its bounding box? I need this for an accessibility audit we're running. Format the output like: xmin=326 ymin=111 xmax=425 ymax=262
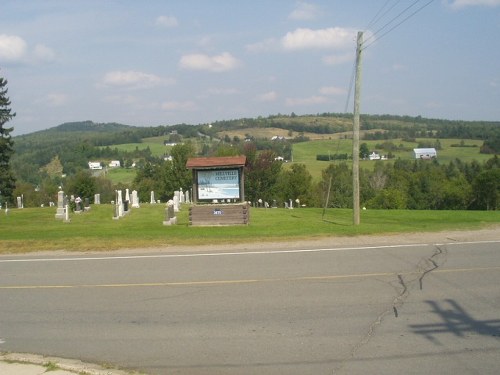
xmin=1 ymin=235 xmax=500 ymax=374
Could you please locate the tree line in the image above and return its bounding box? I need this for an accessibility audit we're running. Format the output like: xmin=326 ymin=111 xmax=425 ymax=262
xmin=2 ymin=69 xmax=499 ymax=211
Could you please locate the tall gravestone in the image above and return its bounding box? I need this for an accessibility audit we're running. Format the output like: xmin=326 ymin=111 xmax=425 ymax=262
xmin=94 ymin=193 xmax=100 ymax=205
xmin=150 ymin=191 xmax=155 ymax=204
xmin=55 ymin=190 xmax=65 ymax=219
xmin=131 ymin=190 xmax=140 ymax=208
xmin=173 ymin=195 xmax=180 ymax=212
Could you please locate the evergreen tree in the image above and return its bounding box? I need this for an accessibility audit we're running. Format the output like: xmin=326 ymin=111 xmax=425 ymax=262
xmin=0 ymin=74 xmax=16 ymax=205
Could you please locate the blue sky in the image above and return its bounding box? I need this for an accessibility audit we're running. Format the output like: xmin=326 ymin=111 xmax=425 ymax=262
xmin=1 ymin=0 xmax=499 ymax=135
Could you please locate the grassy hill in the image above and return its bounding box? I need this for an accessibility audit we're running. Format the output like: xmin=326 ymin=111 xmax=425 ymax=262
xmin=10 ymin=114 xmax=500 ymax=185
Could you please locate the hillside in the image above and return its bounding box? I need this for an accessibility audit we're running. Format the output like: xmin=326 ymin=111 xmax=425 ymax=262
xmin=10 ymin=114 xmax=500 ymax=186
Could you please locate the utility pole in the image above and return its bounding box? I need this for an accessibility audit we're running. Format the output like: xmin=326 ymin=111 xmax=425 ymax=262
xmin=352 ymin=31 xmax=363 ymax=226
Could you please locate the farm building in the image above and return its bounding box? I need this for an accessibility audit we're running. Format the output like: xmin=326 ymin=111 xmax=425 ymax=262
xmin=413 ymin=148 xmax=437 ymax=159
xmin=88 ymin=161 xmax=102 ymax=170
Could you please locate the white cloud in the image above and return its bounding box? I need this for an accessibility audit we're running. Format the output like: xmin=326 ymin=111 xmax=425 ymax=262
xmin=322 ymin=53 xmax=353 ymax=65
xmin=161 ymin=100 xmax=196 ymax=111
xmin=101 ymin=70 xmax=174 ymax=88
xmin=288 ymin=1 xmax=320 ymax=20
xmin=0 ymin=34 xmax=27 ymax=62
xmin=246 ymin=38 xmax=279 ymax=53
xmin=179 ymin=52 xmax=240 ymax=72
xmin=447 ymin=0 xmax=500 ymax=9
xmin=155 ymin=15 xmax=179 ymax=28
xmin=319 ymin=86 xmax=346 ymax=95
xmin=256 ymin=91 xmax=278 ymax=102
xmin=285 ymin=95 xmax=328 ymax=106
xmin=282 ymin=27 xmax=356 ymax=50
xmin=33 ymin=44 xmax=55 ymax=62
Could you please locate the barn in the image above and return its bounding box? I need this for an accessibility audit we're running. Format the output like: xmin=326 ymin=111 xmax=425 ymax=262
xmin=413 ymin=148 xmax=437 ymax=159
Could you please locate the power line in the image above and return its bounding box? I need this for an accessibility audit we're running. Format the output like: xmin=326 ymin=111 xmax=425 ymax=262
xmin=362 ymin=0 xmax=436 ymax=51
xmin=365 ymin=0 xmax=402 ymax=31
xmin=344 ymin=57 xmax=357 ymax=113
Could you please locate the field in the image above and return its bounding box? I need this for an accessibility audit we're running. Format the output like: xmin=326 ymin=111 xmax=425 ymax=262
xmin=0 ymin=204 xmax=498 ymax=254
xmin=102 ymin=135 xmax=491 ymax=184
xmin=290 ymin=138 xmax=489 ymax=180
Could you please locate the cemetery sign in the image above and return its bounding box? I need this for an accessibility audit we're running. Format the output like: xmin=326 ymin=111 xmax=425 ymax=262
xmin=186 ymin=155 xmax=246 ymax=203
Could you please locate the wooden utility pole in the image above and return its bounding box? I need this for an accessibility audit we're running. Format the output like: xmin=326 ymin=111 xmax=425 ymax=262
xmin=352 ymin=31 xmax=363 ymax=226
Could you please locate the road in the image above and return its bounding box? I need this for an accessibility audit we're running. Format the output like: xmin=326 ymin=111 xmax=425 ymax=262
xmin=1 ymin=232 xmax=500 ymax=374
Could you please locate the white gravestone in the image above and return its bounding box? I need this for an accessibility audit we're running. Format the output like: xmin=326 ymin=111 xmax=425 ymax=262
xmin=131 ymin=190 xmax=140 ymax=208
xmin=173 ymin=195 xmax=180 ymax=212
xmin=55 ymin=190 xmax=65 ymax=219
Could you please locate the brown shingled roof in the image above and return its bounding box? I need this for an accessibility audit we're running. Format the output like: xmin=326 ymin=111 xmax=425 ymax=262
xmin=186 ymin=155 xmax=247 ymax=169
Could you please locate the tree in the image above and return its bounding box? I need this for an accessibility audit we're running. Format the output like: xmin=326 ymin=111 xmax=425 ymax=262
xmin=0 ymin=74 xmax=16 ymax=204
xmin=472 ymin=168 xmax=500 ymax=210
xmin=275 ymin=164 xmax=314 ymax=206
xmin=65 ymin=170 xmax=97 ymax=201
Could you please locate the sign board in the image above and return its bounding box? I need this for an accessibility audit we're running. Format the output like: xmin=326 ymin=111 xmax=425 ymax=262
xmin=197 ymin=169 xmax=240 ymax=200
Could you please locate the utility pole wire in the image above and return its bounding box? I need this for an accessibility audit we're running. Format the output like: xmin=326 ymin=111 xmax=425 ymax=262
xmin=365 ymin=0 xmax=402 ymax=31
xmin=362 ymin=0 xmax=436 ymax=51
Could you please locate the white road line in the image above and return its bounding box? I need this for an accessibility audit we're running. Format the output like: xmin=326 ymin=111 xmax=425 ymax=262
xmin=0 ymin=240 xmax=498 ymax=264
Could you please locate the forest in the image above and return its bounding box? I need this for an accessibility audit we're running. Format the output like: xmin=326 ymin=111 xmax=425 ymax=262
xmin=5 ymin=113 xmax=500 ymax=211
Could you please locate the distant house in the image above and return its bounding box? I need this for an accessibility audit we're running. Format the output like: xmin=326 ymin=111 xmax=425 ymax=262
xmin=109 ymin=160 xmax=121 ymax=168
xmin=88 ymin=161 xmax=102 ymax=170
xmin=413 ymin=148 xmax=437 ymax=159
xmin=369 ymin=152 xmax=381 ymax=160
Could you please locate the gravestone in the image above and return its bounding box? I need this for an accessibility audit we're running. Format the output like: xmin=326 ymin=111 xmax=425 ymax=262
xmin=55 ymin=190 xmax=66 ymax=219
xmin=74 ymin=197 xmax=82 ymax=213
xmin=180 ymin=188 xmax=184 ymax=203
xmin=163 ymin=200 xmax=177 ymax=225
xmin=131 ymin=190 xmax=140 ymax=208
xmin=17 ymin=196 xmax=23 ymax=209
xmin=117 ymin=190 xmax=124 ymax=217
xmin=84 ymin=197 xmax=90 ymax=211
xmin=185 ymin=190 xmax=190 ymax=204
xmin=94 ymin=193 xmax=100 ymax=205
xmin=173 ymin=195 xmax=180 ymax=212
xmin=150 ymin=191 xmax=155 ymax=204
xmin=289 ymin=199 xmax=294 ymax=209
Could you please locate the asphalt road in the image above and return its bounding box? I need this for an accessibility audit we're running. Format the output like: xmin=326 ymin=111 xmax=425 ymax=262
xmin=1 ymin=233 xmax=500 ymax=375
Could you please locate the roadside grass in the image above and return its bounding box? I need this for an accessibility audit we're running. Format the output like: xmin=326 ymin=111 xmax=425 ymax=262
xmin=0 ymin=205 xmax=498 ymax=254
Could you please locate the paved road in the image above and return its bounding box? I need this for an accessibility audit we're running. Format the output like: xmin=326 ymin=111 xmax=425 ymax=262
xmin=1 ymin=235 xmax=500 ymax=374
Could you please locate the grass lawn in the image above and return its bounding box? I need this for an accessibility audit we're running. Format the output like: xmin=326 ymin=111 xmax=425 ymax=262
xmin=0 ymin=205 xmax=498 ymax=254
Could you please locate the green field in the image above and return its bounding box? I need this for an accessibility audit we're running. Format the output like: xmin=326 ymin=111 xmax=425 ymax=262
xmin=0 ymin=205 xmax=498 ymax=254
xmin=101 ymin=136 xmax=492 ymax=184
xmin=290 ymin=138 xmax=490 ymax=180
xmin=102 ymin=137 xmax=172 ymax=157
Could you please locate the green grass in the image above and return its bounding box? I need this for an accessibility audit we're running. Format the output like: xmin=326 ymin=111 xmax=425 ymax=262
xmin=105 ymin=168 xmax=137 ymax=185
xmin=100 ymin=138 xmax=172 ymax=157
xmin=291 ymin=138 xmax=492 ymax=180
xmin=0 ymin=205 xmax=498 ymax=254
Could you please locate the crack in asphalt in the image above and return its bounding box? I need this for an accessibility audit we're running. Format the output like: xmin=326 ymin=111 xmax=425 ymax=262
xmin=332 ymin=245 xmax=448 ymax=374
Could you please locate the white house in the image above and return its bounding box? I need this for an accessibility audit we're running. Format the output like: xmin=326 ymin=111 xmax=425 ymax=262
xmin=369 ymin=152 xmax=381 ymax=160
xmin=413 ymin=148 xmax=437 ymax=159
xmin=109 ymin=160 xmax=121 ymax=168
xmin=88 ymin=161 xmax=102 ymax=170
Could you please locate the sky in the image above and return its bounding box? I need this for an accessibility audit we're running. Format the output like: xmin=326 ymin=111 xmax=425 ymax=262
xmin=1 ymin=0 xmax=499 ymax=135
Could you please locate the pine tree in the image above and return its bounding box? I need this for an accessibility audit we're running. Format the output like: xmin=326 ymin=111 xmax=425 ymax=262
xmin=0 ymin=73 xmax=16 ymax=205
